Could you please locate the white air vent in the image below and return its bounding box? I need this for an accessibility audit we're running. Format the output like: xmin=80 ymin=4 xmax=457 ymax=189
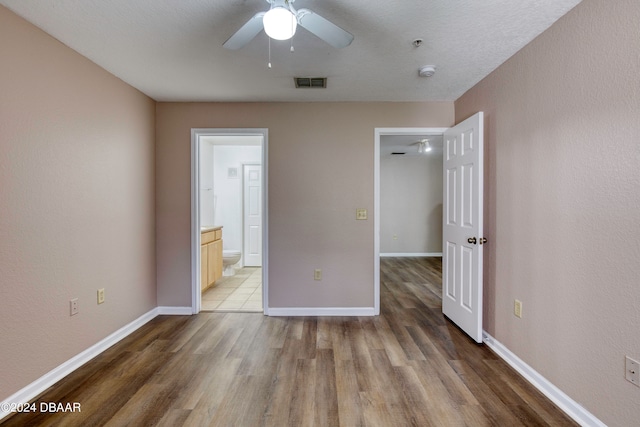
xmin=294 ymin=77 xmax=327 ymax=88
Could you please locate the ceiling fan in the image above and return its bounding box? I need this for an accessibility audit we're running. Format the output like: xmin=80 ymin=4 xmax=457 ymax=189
xmin=223 ymin=0 xmax=354 ymax=50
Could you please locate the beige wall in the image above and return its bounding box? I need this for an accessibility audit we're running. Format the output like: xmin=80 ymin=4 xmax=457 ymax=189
xmin=0 ymin=7 xmax=156 ymax=400
xmin=380 ymin=154 xmax=443 ymax=253
xmin=455 ymin=1 xmax=640 ymax=425
xmin=156 ymin=102 xmax=454 ymax=308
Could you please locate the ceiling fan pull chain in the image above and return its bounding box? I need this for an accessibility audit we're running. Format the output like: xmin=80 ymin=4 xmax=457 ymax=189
xmin=268 ymin=37 xmax=272 ymax=68
xmin=290 ymin=12 xmax=295 ymax=52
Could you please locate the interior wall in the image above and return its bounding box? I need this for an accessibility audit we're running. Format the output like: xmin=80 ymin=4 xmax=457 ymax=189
xmin=455 ymin=0 xmax=640 ymax=425
xmin=380 ymin=154 xmax=442 ymax=254
xmin=0 ymin=6 xmax=156 ymax=401
xmin=156 ymin=102 xmax=454 ymax=308
xmin=199 ymin=141 xmax=215 ymax=226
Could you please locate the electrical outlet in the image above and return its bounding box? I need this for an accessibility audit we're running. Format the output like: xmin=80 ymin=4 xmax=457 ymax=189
xmin=314 ymin=269 xmax=322 ymax=281
xmin=625 ymin=356 xmax=640 ymax=387
xmin=97 ymin=288 xmax=105 ymax=304
xmin=393 ymin=234 xmax=398 ymax=240
xmin=356 ymin=208 xmax=368 ymax=220
xmin=70 ymin=298 xmax=78 ymax=316
xmin=514 ymin=299 xmax=522 ymax=318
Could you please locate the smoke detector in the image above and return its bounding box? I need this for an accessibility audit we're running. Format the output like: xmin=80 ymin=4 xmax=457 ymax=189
xmin=418 ymin=65 xmax=436 ymax=77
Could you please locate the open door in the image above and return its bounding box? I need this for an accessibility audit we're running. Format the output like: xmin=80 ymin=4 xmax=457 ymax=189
xmin=442 ymin=112 xmax=484 ymax=343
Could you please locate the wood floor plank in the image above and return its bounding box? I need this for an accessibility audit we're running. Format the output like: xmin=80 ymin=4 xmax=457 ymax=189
xmin=314 ymin=349 xmax=339 ymax=426
xmin=370 ymin=315 xmax=410 ymax=366
xmin=335 ymin=359 xmax=366 ymax=427
xmin=329 ymin=317 xmax=356 ymax=362
xmin=357 ymin=317 xmax=384 ymax=351
xmin=262 ymin=326 xmax=303 ymax=426
xmin=2 ymin=258 xmax=578 ymax=427
xmin=288 ymin=358 xmax=317 ymax=427
xmin=459 ymin=404 xmax=494 ymax=427
xmin=449 ymin=359 xmax=529 ymax=426
xmin=155 ymin=408 xmax=192 ymax=427
xmin=408 ymin=360 xmax=474 ymax=420
xmin=187 ymin=357 xmax=243 ymax=416
xmin=483 ymin=359 xmax=577 ymax=427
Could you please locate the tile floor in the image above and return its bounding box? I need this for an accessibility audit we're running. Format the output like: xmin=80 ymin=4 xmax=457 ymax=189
xmin=201 ymin=267 xmax=263 ymax=312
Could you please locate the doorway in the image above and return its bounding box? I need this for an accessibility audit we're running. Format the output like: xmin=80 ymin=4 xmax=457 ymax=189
xmin=374 ymin=127 xmax=447 ymax=315
xmin=375 ymin=114 xmax=485 ymax=343
xmin=191 ymin=128 xmax=268 ymax=314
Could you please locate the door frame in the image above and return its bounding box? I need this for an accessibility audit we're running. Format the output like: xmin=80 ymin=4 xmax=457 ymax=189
xmin=374 ymin=127 xmax=448 ymax=314
xmin=190 ymin=128 xmax=269 ymax=314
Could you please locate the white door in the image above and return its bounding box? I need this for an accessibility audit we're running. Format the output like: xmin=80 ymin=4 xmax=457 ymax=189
xmin=243 ymin=164 xmax=262 ymax=266
xmin=442 ymin=112 xmax=484 ymax=343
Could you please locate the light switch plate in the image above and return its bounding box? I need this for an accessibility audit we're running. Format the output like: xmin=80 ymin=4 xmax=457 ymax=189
xmin=356 ymin=208 xmax=368 ymax=220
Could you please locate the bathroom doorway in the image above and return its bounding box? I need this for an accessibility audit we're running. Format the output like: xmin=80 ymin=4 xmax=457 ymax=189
xmin=191 ymin=128 xmax=268 ymax=314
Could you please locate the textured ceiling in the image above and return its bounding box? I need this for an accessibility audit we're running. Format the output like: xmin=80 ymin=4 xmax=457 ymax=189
xmin=0 ymin=0 xmax=582 ymax=102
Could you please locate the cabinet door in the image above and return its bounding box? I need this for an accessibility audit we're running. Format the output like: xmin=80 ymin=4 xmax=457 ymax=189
xmin=212 ymin=239 xmax=223 ymax=282
xmin=207 ymin=242 xmax=216 ymax=287
xmin=201 ymin=244 xmax=208 ymax=292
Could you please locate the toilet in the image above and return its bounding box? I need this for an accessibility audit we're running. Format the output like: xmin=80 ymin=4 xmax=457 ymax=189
xmin=222 ymin=250 xmax=241 ymax=276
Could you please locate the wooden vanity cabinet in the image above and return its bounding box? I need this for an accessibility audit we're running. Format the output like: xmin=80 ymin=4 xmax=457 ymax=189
xmin=201 ymin=227 xmax=223 ymax=292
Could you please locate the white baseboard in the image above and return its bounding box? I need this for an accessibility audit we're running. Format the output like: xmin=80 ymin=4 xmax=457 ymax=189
xmin=268 ymin=307 xmax=376 ymax=316
xmin=157 ymin=306 xmax=193 ymax=315
xmin=380 ymin=252 xmax=443 ymax=257
xmin=482 ymin=332 xmax=606 ymax=427
xmin=0 ymin=308 xmax=159 ymax=422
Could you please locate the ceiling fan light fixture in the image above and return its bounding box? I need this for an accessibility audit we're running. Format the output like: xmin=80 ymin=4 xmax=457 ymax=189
xmin=417 ymin=139 xmax=432 ymax=154
xmin=263 ymin=6 xmax=297 ymax=40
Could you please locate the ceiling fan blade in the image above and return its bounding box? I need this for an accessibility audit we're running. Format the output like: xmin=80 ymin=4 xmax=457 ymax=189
xmin=296 ymin=8 xmax=353 ymax=48
xmin=223 ymin=11 xmax=266 ymax=50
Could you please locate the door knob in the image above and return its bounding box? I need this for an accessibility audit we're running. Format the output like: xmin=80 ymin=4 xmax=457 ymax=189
xmin=480 ymin=237 xmax=488 ymax=245
xmin=467 ymin=237 xmax=477 ymax=244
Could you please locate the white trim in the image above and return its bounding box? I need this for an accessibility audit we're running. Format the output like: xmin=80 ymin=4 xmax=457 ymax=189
xmin=482 ymin=332 xmax=606 ymax=427
xmin=380 ymin=252 xmax=443 ymax=257
xmin=374 ymin=131 xmax=380 ymax=315
xmin=268 ymin=307 xmax=376 ymax=317
xmin=374 ymin=127 xmax=449 ymax=317
xmin=191 ymin=129 xmax=269 ymax=316
xmin=190 ymin=129 xmax=201 ymax=314
xmin=0 ymin=308 xmax=159 ymax=422
xmin=157 ymin=306 xmax=194 ymax=316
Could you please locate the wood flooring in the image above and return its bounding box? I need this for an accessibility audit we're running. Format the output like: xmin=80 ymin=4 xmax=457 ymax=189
xmin=2 ymin=257 xmax=577 ymax=426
